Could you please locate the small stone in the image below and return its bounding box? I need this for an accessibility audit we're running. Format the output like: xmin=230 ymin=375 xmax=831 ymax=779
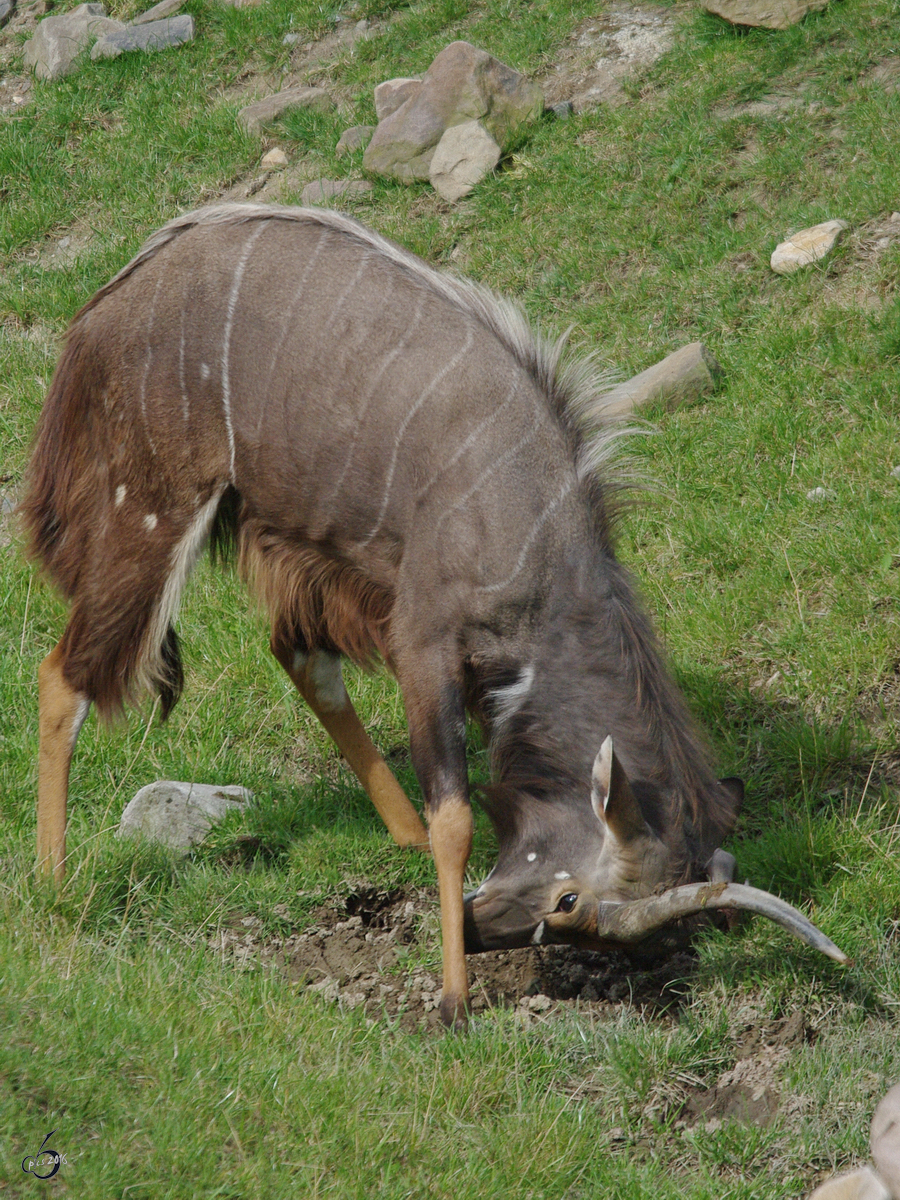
xmin=771 ymin=219 xmax=849 ymax=275
xmin=282 ymin=32 xmax=299 ymax=44
xmin=261 ymin=147 xmax=288 ymax=167
xmin=0 ymin=0 xmax=16 ymax=29
xmin=300 ymin=178 xmax=372 ymax=205
xmin=549 ymin=100 xmax=574 ymax=119
xmin=807 ymin=1167 xmax=891 ymax=1200
xmin=90 ymin=14 xmax=193 ymax=59
xmin=527 ymin=993 xmax=552 ymax=1012
xmin=806 ymin=486 xmax=835 ymax=502
xmin=335 ymin=125 xmax=375 ymax=157
xmin=118 ymin=780 xmax=252 ymax=852
xmin=130 ymin=0 xmax=183 ymax=24
xmin=429 ymin=119 xmax=501 ymax=202
xmin=890 ymin=466 xmax=900 ymax=479
xmin=308 ymin=977 xmax=340 ymax=1002
xmin=238 ymin=87 xmax=335 ymax=136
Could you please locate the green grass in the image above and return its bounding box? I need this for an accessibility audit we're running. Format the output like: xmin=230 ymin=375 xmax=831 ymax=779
xmin=2 ymin=0 xmax=900 ymax=1194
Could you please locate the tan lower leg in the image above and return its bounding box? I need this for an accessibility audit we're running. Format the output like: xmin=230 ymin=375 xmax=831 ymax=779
xmin=428 ymin=796 xmax=474 ymax=1029
xmin=283 ymin=654 xmax=428 ymax=850
xmin=37 ymin=644 xmax=89 ymax=882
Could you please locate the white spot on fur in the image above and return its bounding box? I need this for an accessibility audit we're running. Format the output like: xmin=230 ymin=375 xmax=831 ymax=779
xmin=308 ymin=651 xmax=348 ymax=714
xmin=531 ymin=920 xmax=545 ymax=945
xmin=489 ymin=664 xmax=534 ymax=730
xmin=554 ymin=871 xmax=572 ymax=880
xmin=527 ymin=851 xmax=537 ymax=863
xmin=115 ymin=485 xmax=127 ymax=507
xmin=144 ymin=513 xmax=158 ymax=532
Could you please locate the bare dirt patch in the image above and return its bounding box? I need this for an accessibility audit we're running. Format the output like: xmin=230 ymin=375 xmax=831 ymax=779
xmin=209 ymin=881 xmax=702 ymax=1034
xmin=537 ymin=3 xmax=683 ymax=111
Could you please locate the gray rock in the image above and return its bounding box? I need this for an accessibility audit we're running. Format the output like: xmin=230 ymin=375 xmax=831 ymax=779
xmin=374 ymin=76 xmax=422 ymax=121
xmin=238 ymin=86 xmax=335 ymax=136
xmin=597 ymin=342 xmax=723 ymax=418
xmin=704 ymin=0 xmax=827 ymax=29
xmin=91 ymin=14 xmax=194 ymax=59
xmin=131 ymin=0 xmax=185 ymax=25
xmin=335 ymin=125 xmax=375 ymax=157
xmin=429 ymin=119 xmax=500 ymax=202
xmin=300 ymin=178 xmax=372 ymax=205
xmin=363 ymin=40 xmax=543 ymax=183
xmin=549 ymin=100 xmax=574 ymax=119
xmin=24 ymin=4 xmax=126 ymax=80
xmin=119 ymin=781 xmax=252 ymax=852
xmin=0 ymin=0 xmax=16 ymax=30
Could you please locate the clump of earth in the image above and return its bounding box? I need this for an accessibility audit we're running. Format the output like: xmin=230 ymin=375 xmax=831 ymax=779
xmin=209 ymin=882 xmax=699 ymax=1034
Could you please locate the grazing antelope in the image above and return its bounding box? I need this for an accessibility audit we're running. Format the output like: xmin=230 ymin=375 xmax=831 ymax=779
xmin=22 ymin=204 xmax=846 ymax=1028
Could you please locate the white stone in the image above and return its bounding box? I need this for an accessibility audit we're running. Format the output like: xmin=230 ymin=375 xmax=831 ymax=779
xmin=261 ymin=147 xmax=288 ymax=167
xmin=118 ymin=780 xmax=252 ymax=852
xmin=771 ymin=219 xmax=849 ymax=274
xmin=806 ymin=486 xmax=835 ymax=502
xmin=429 ymin=119 xmax=501 ymax=201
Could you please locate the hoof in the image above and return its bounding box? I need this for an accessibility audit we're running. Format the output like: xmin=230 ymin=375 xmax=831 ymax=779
xmin=439 ymin=993 xmax=469 ymax=1031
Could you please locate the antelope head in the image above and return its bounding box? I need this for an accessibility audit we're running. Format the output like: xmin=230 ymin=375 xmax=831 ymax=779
xmin=463 ymin=736 xmax=848 ymax=965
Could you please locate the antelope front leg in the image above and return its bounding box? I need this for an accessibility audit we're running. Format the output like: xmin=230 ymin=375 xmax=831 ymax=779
xmin=37 ymin=642 xmax=90 ymax=881
xmin=273 ymin=644 xmax=429 ymax=850
xmin=399 ymin=655 xmax=473 ymax=1030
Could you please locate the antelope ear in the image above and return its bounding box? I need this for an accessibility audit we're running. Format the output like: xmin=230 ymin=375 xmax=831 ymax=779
xmin=591 ymin=736 xmax=649 ymax=843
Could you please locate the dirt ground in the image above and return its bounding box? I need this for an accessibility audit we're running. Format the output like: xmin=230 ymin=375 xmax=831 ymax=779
xmin=209 ymin=881 xmax=700 ymax=1033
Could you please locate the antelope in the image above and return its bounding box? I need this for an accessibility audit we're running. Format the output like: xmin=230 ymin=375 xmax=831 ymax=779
xmin=21 ymin=204 xmax=846 ymax=1029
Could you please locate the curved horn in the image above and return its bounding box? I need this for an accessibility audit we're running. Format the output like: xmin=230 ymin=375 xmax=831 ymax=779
xmin=596 ymin=882 xmax=849 ymax=964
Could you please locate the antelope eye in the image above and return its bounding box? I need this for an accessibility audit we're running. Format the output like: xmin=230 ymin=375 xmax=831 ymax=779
xmin=555 ymin=893 xmax=578 ymax=914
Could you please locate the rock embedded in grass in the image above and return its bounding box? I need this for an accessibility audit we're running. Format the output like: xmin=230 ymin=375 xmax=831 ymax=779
xmin=335 ymin=125 xmax=376 ymax=157
xmin=24 ymin=3 xmax=125 ymax=79
xmin=300 ymin=179 xmax=373 ymax=205
xmin=704 ymin=0 xmax=828 ymax=29
xmin=119 ymin=781 xmax=252 ymax=852
xmin=238 ymin=87 xmax=336 ymax=136
xmin=90 ymin=15 xmax=194 ymax=61
xmin=771 ymin=219 xmax=849 ymax=274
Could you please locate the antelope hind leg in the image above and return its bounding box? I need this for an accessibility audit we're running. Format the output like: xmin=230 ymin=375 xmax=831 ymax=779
xmin=37 ymin=642 xmax=90 ymax=882
xmin=273 ymin=644 xmax=429 ymax=850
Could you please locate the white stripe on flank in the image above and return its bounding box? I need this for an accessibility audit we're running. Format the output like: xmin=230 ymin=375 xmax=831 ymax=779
xmin=256 ymin=225 xmax=330 ymax=440
xmin=434 ymin=413 xmax=538 ymax=540
xmin=326 ymin=290 xmax=425 ymax=510
xmin=179 ymin=306 xmax=189 ymax=421
xmin=221 ymin=223 xmax=267 ymax=481
xmin=359 ymin=324 xmax=475 ymax=547
xmin=416 ymin=374 xmax=521 ymax=504
xmin=136 ymin=488 xmax=225 ymax=700
xmin=479 ymin=478 xmax=575 ymax=595
xmin=139 ymin=273 xmax=165 ymax=456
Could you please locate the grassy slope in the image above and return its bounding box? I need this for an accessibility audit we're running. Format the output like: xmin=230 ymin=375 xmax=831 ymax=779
xmin=1 ymin=0 xmax=899 ymax=1194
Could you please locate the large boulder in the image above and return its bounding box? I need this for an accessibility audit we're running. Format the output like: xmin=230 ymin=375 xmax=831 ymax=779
xmin=704 ymin=0 xmax=827 ymax=29
xmin=363 ymin=41 xmax=543 ymax=183
xmin=24 ymin=3 xmax=126 ymax=79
